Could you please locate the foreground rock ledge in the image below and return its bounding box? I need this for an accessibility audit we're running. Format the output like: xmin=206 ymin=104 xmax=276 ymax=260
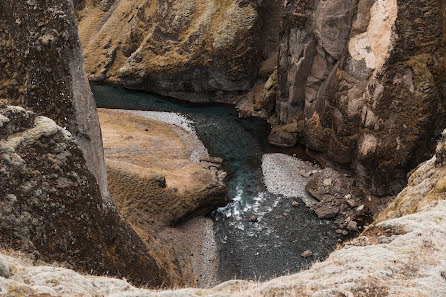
xmin=2 ymin=127 xmax=446 ymax=296
xmin=0 ymin=102 xmax=172 ymax=287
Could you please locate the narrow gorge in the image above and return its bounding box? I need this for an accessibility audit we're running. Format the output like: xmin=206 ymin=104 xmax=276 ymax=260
xmin=0 ymin=0 xmax=445 ymax=296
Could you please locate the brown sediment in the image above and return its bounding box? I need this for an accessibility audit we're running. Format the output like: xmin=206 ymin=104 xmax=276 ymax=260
xmin=98 ymin=108 xmax=226 ymax=287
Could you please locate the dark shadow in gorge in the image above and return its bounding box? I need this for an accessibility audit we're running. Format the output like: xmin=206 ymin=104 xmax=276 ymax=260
xmin=91 ymin=83 xmax=339 ymax=283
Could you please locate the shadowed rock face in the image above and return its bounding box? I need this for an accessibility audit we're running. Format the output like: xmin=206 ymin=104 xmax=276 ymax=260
xmin=276 ymin=0 xmax=446 ymax=195
xmin=0 ymin=102 xmax=170 ymax=287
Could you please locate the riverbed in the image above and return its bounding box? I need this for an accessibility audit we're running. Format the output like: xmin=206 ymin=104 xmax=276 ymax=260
xmin=91 ymin=84 xmax=339 ymax=283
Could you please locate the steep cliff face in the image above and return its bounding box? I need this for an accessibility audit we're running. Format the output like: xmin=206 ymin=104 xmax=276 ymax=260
xmin=0 ymin=0 xmax=109 ymax=201
xmin=276 ymin=0 xmax=446 ymax=195
xmin=76 ymin=0 xmax=264 ymax=102
xmin=0 ymin=0 xmax=182 ymax=287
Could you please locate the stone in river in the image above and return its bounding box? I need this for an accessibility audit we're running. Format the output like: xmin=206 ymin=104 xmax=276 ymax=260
xmin=315 ymin=204 xmax=339 ymax=219
xmin=292 ymin=201 xmax=300 ymax=207
xmin=200 ymin=157 xmax=224 ymax=164
xmin=249 ymin=216 xmax=258 ymax=222
xmin=323 ymin=178 xmax=332 ymax=186
xmin=347 ymin=220 xmax=358 ymax=231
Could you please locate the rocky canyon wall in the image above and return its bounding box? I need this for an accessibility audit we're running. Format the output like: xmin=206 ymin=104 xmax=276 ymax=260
xmin=0 ymin=0 xmax=180 ymax=287
xmin=276 ymin=0 xmax=446 ymax=196
xmin=0 ymin=0 xmax=110 ymax=201
xmin=77 ymin=0 xmax=446 ymax=196
xmin=76 ymin=0 xmax=265 ymax=102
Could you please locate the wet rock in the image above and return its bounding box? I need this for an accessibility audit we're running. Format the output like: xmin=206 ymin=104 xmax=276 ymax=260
xmin=315 ymin=204 xmax=339 ymax=219
xmin=200 ymin=157 xmax=224 ymax=164
xmin=200 ymin=161 xmax=222 ymax=170
xmin=301 ymin=250 xmax=313 ymax=258
xmin=335 ymin=229 xmax=348 ymax=236
xmin=217 ymin=171 xmax=227 ymax=182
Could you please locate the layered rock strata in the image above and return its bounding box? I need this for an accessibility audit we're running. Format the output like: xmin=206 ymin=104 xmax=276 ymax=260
xmin=276 ymin=0 xmax=446 ymax=196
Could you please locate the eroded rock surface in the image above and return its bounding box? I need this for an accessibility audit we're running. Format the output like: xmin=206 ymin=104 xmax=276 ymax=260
xmin=77 ymin=0 xmax=264 ymax=102
xmin=99 ymin=109 xmax=228 ymax=226
xmin=98 ymin=109 xmax=227 ymax=287
xmin=305 ymin=168 xmax=377 ymax=235
xmin=0 ymin=102 xmax=171 ymax=287
xmin=76 ymin=0 xmax=446 ymax=196
xmin=276 ymin=0 xmax=446 ymax=195
xmin=0 ymin=0 xmax=109 ymax=201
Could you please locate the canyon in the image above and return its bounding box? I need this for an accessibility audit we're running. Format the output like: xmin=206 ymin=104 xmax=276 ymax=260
xmin=77 ymin=0 xmax=446 ymax=197
xmin=0 ymin=0 xmax=445 ymax=296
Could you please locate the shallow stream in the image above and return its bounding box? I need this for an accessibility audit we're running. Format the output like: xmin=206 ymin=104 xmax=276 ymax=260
xmin=91 ymin=84 xmax=338 ymax=283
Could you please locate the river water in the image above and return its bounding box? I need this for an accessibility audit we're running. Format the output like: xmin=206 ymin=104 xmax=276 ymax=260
xmin=91 ymin=84 xmax=338 ymax=283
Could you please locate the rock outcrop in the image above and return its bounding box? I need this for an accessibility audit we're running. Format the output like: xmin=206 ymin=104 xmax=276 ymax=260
xmin=0 ymin=102 xmax=171 ymax=287
xmin=275 ymin=0 xmax=446 ymax=196
xmin=99 ymin=109 xmax=228 ymax=226
xmin=0 ymin=0 xmax=109 ymax=201
xmin=98 ymin=109 xmax=228 ymax=287
xmin=2 ymin=129 xmax=446 ymax=297
xmin=0 ymin=0 xmax=184 ymax=287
